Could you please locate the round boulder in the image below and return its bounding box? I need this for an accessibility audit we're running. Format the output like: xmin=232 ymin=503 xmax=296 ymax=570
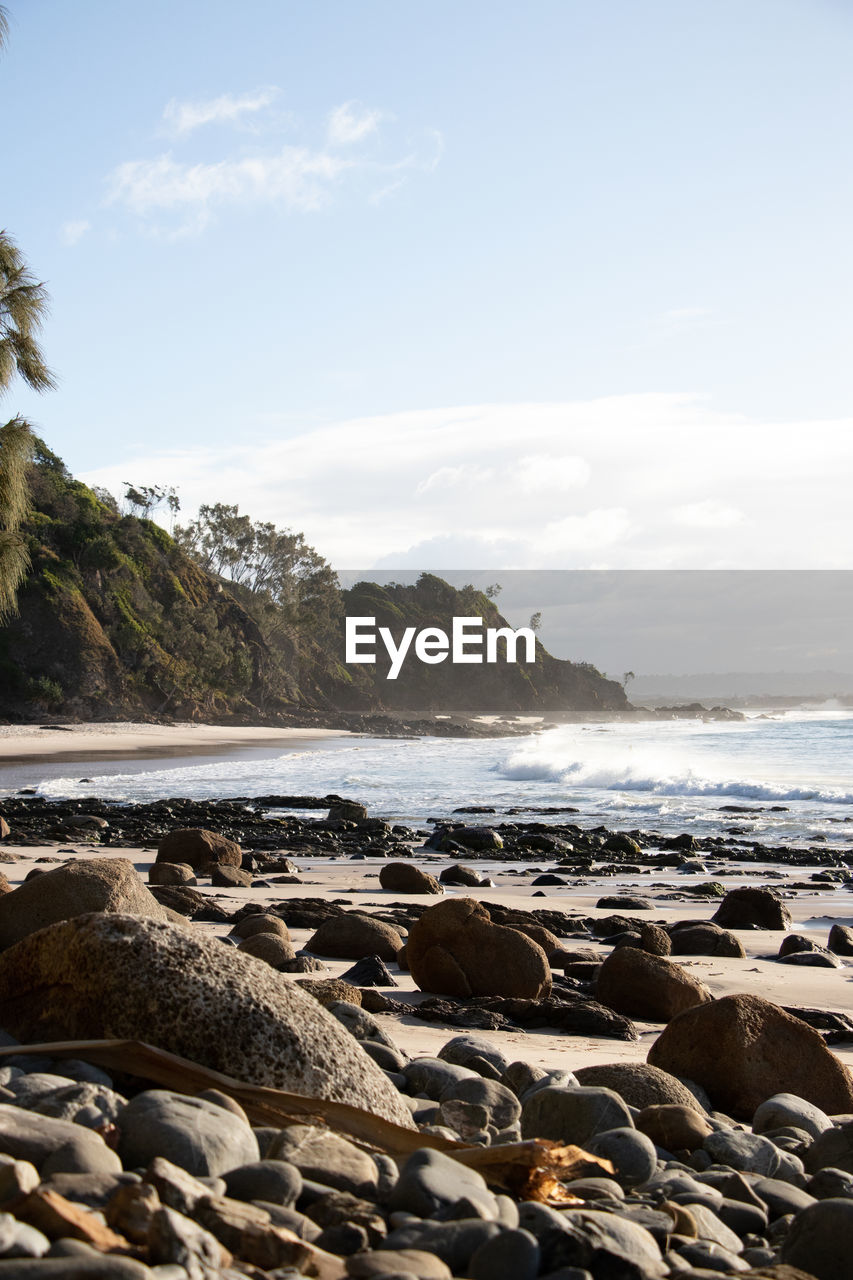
xmin=148 ymin=862 xmax=197 ymax=887
xmin=647 ymin=993 xmax=853 ymax=1119
xmin=0 ymin=913 xmax=415 ymax=1127
xmin=0 ymin=857 xmax=172 ymax=949
xmin=573 ymin=1062 xmax=708 ymax=1112
xmin=307 ymin=912 xmax=403 ymax=962
xmin=230 ymin=913 xmax=291 ymax=943
xmin=155 ymin=828 xmax=241 ymax=873
xmin=595 ymin=945 xmax=713 ymax=1022
xmin=236 ymin=933 xmax=296 ymax=968
xmin=406 ymin=897 xmax=552 ymax=1000
xmin=711 ymin=886 xmax=793 ymax=931
xmin=379 ymin=863 xmax=443 ymax=895
xmin=668 ymin=920 xmax=746 ymax=958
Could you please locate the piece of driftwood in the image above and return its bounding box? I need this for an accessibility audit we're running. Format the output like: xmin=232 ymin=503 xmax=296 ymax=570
xmin=0 ymin=1038 xmax=611 ymax=1201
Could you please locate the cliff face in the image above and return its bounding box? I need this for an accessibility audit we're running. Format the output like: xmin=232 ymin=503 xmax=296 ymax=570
xmin=0 ymin=447 xmax=271 ymax=721
xmin=326 ymin=576 xmax=629 ymax=718
xmin=0 ymin=448 xmax=629 ymax=723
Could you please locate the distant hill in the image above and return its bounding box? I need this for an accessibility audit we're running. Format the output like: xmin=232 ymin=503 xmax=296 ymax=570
xmin=0 ymin=445 xmax=629 ymax=724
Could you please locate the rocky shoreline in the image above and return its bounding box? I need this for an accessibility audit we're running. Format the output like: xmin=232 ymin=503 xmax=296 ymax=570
xmin=0 ymin=799 xmax=851 ymax=1277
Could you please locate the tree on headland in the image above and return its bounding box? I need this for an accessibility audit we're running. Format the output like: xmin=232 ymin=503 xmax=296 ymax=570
xmin=0 ymin=232 xmax=56 ymax=621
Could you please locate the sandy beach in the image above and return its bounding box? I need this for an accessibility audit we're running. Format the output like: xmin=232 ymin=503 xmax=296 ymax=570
xmin=0 ymin=721 xmax=349 ymax=765
xmin=2 ymin=838 xmax=851 ymax=1077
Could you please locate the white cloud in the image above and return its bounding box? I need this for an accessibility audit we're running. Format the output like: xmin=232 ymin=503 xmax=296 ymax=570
xmin=78 ymin=394 xmax=853 ymax=571
xmin=106 ymin=148 xmax=354 ymax=227
xmin=516 ymin=454 xmax=591 ymax=492
xmin=671 ymin=499 xmax=745 ymax=528
xmin=327 ymin=100 xmax=383 ymax=146
xmin=162 ymin=88 xmax=279 ymax=136
xmin=61 ymin=219 xmax=91 ymax=246
xmin=106 ymin=98 xmax=439 ymax=233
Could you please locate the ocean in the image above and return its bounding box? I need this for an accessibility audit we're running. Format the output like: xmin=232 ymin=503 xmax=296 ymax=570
xmin=4 ymin=708 xmax=852 ymax=847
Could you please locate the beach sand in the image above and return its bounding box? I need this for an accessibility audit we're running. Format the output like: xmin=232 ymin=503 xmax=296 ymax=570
xmin=3 ymin=840 xmax=851 ymax=1079
xmin=0 ymin=721 xmax=349 ymax=765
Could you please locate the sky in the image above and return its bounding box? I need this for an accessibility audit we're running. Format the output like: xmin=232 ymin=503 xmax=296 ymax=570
xmin=2 ymin=0 xmax=852 ymax=572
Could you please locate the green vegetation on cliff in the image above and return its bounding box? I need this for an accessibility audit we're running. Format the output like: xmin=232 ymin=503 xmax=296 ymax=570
xmin=0 ymin=445 xmax=629 ymax=723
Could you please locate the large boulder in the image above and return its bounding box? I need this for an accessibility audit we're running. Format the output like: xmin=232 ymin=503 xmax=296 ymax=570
xmin=0 ymin=857 xmax=172 ymax=950
xmin=306 ymin=913 xmax=403 ymax=962
xmin=155 ymin=829 xmax=242 ymax=873
xmin=406 ymin=898 xmax=551 ymax=1000
xmin=648 ymin=993 xmax=853 ymax=1119
xmin=573 ymin=1062 xmax=707 ymax=1112
xmin=378 ymin=863 xmax=443 ymax=894
xmin=668 ymin=920 xmax=746 ymax=957
xmin=0 ymin=913 xmax=415 ymax=1128
xmin=712 ymin=887 xmax=792 ymax=931
xmin=595 ymin=945 xmax=713 ymax=1022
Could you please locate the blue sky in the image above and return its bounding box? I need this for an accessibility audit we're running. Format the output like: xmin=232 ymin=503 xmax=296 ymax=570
xmin=2 ymin=0 xmax=852 ymax=568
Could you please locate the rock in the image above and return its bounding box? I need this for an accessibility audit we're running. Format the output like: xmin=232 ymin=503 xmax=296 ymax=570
xmin=406 ymin=898 xmax=551 ymax=1000
xmin=779 ymin=934 xmax=820 ymax=957
xmin=509 ymin=923 xmax=563 ymax=958
xmin=147 ymin=862 xmax=197 ymax=887
xmin=210 ymin=864 xmax=253 ymax=888
xmin=585 ymin=1127 xmax=657 ymax=1186
xmin=753 ymin=1093 xmax=833 ymax=1141
xmin=0 ymin=913 xmax=415 ymax=1128
xmin=540 ymin=1208 xmax=666 ymax=1277
xmin=389 ymin=1148 xmax=498 ymax=1219
xmin=307 ymin=913 xmax=404 ymax=962
xmin=828 ymin=924 xmax=853 ymax=956
xmin=155 ymin=828 xmax=241 ymax=872
xmin=449 ymin=826 xmax=503 ymax=852
xmin=0 ymin=818 xmax=9 ymax=842
xmin=704 ymin=1129 xmax=782 ymax=1177
xmin=779 ymin=949 xmax=842 ymax=968
xmin=635 ymin=1103 xmax=713 ymax=1151
xmin=521 ymin=1086 xmax=634 ymax=1145
xmin=0 ymin=858 xmax=171 ymax=949
xmin=437 ymin=1035 xmax=511 ymax=1076
xmin=635 ymin=923 xmax=672 ymax=956
xmin=468 ymin=1226 xmax=540 ymax=1280
xmin=147 ymin=1203 xmax=226 ymax=1275
xmin=437 ymin=1077 xmax=521 ymax=1130
xmin=222 ymin=1159 xmax=302 ymax=1207
xmin=142 ymin=1156 xmax=215 ymax=1215
xmin=268 ymin=1125 xmax=379 ymax=1198
xmin=297 ymin=978 xmax=363 ymax=1008
xmin=402 ymin=1058 xmax=479 ymax=1101
xmin=340 ymin=955 xmax=398 ymax=987
xmin=597 ymin=896 xmax=653 ymax=911
xmin=117 ymin=1090 xmax=258 ymax=1177
xmin=383 ymin=1219 xmax=501 ymax=1273
xmin=712 ymin=887 xmax=793 ymax=931
xmin=574 ymin=1062 xmax=707 ymax=1111
xmin=236 ymin=933 xmax=296 ymax=967
xmin=31 ymin=1082 xmax=126 ymax=1130
xmin=803 ymin=1121 xmax=853 ymax=1175
xmin=647 ymin=993 xmax=853 ymax=1119
xmin=231 ymin=913 xmax=291 ymax=942
xmin=595 ymin=946 xmax=713 ymax=1021
xmin=439 ymin=864 xmax=482 ymax=887
xmin=379 ymin=864 xmax=442 ymax=894
xmin=781 ymin=1197 xmax=853 ymax=1278
xmin=328 ymin=801 xmax=368 ymax=822
xmin=0 ymin=1105 xmax=121 ymax=1176
xmin=669 ymin=921 xmax=747 ymax=958
xmin=347 ymin=1247 xmax=452 ymax=1277
xmin=0 ymin=874 xmax=11 ymax=896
